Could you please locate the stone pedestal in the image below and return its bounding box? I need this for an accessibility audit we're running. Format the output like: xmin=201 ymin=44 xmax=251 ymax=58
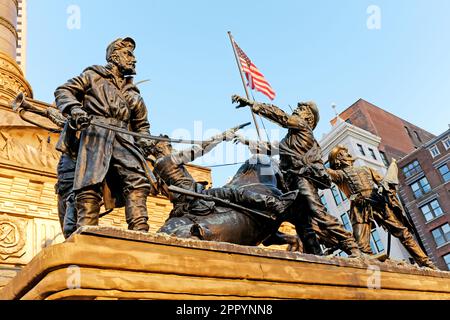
xmin=1 ymin=226 xmax=449 ymax=300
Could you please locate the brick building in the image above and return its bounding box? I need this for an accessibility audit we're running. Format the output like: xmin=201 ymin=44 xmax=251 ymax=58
xmin=398 ymin=129 xmax=450 ymax=270
xmin=331 ymin=99 xmax=435 ymax=164
xmin=16 ymin=0 xmax=27 ymax=75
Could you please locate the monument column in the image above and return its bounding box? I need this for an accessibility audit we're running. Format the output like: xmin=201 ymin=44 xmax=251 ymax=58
xmin=0 ymin=2 xmax=61 ymax=290
xmin=0 ymin=0 xmax=33 ymax=125
xmin=0 ymin=0 xmax=17 ymax=58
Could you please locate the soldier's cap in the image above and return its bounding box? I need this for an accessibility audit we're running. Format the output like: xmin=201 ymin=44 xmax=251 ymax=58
xmin=106 ymin=37 xmax=136 ymax=62
xmin=295 ymin=101 xmax=320 ymax=129
xmin=328 ymin=145 xmax=349 ymax=170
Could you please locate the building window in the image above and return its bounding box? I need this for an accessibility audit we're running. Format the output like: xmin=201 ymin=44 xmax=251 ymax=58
xmin=429 ymin=145 xmax=440 ymax=158
xmin=380 ymin=151 xmax=389 ymax=166
xmin=368 ymin=148 xmax=377 ymax=160
xmin=414 ymin=131 xmax=423 ymax=143
xmin=340 ymin=212 xmax=353 ymax=232
xmin=320 ymin=195 xmax=329 ymax=212
xmin=357 ymin=144 xmax=366 ymax=156
xmin=410 ymin=177 xmax=431 ymax=199
xmin=402 ymin=160 xmax=422 ymax=178
xmin=444 ymin=253 xmax=450 ymax=271
xmin=420 ymin=200 xmax=444 ymax=222
xmin=370 ymin=229 xmax=385 ymax=254
xmin=345 ymin=119 xmax=352 ymax=125
xmin=431 ymin=224 xmax=450 ymax=247
xmin=443 ymin=136 xmax=450 ymax=150
xmin=404 ymin=126 xmax=412 ymax=137
xmin=331 ymin=186 xmax=342 ymax=206
xmin=337 ymin=251 xmax=348 ymax=258
xmin=438 ymin=164 xmax=450 ymax=183
xmin=340 ymin=189 xmax=348 ymax=202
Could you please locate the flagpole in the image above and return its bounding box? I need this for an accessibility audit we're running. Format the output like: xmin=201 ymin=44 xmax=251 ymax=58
xmin=228 ymin=31 xmax=262 ymax=141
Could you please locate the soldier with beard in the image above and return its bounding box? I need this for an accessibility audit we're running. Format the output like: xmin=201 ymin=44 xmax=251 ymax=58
xmin=55 ymin=37 xmax=156 ymax=232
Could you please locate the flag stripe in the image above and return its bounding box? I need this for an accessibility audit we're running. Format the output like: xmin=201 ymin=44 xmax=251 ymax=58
xmin=234 ymin=41 xmax=276 ymax=100
xmin=251 ymin=80 xmax=276 ymax=95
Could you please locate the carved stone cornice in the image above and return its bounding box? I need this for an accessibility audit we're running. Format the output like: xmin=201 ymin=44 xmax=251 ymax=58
xmin=0 ymin=16 xmax=18 ymax=41
xmin=0 ymin=51 xmax=33 ymax=101
xmin=11 ymin=0 xmax=19 ymax=12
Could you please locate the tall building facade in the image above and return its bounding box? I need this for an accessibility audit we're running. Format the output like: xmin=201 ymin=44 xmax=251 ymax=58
xmin=331 ymin=99 xmax=435 ymax=164
xmin=398 ymin=129 xmax=450 ymax=270
xmin=16 ymin=0 xmax=26 ymax=74
xmin=319 ymin=118 xmax=411 ymax=261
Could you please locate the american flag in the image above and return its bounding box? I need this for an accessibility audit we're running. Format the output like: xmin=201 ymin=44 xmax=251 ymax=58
xmin=233 ymin=41 xmax=276 ymax=101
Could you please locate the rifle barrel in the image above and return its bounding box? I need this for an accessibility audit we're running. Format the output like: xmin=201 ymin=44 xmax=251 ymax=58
xmin=168 ymin=185 xmax=277 ymax=221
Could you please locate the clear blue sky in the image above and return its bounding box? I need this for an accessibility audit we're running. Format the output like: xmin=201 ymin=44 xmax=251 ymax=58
xmin=27 ymin=0 xmax=450 ymax=186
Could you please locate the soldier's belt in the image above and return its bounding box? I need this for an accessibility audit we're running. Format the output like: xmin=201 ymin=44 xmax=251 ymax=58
xmin=91 ymin=115 xmax=128 ymax=129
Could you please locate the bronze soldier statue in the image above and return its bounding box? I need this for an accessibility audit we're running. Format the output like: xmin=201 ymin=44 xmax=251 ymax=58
xmin=232 ymin=96 xmax=361 ymax=257
xmin=151 ymin=128 xmax=296 ymax=219
xmin=327 ymin=145 xmax=436 ymax=269
xmin=54 ymin=37 xmax=156 ymax=232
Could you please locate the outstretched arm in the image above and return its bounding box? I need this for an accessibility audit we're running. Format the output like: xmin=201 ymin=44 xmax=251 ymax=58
xmin=173 ymin=127 xmax=238 ymax=164
xmin=253 ymin=103 xmax=304 ymax=130
xmin=232 ymin=95 xmax=303 ymax=129
xmin=233 ymin=134 xmax=279 ymax=156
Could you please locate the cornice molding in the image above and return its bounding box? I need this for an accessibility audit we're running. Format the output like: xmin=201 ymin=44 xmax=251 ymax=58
xmin=11 ymin=0 xmax=19 ymax=12
xmin=0 ymin=16 xmax=18 ymax=41
xmin=0 ymin=51 xmax=33 ymax=100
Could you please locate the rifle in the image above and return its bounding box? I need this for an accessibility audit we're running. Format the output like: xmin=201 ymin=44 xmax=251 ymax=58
xmin=89 ymin=120 xmax=251 ymax=145
xmin=168 ymin=185 xmax=277 ymax=221
xmin=11 ymin=93 xmax=251 ymax=145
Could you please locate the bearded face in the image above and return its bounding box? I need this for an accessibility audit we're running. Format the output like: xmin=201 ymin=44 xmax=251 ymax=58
xmin=336 ymin=149 xmax=355 ymax=168
xmin=111 ymin=47 xmax=137 ymax=76
xmin=294 ymin=106 xmax=316 ymax=129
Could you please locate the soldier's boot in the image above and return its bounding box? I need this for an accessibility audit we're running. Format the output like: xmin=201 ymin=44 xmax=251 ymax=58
xmin=417 ymin=258 xmax=438 ymax=270
xmin=125 ymin=189 xmax=150 ymax=232
xmin=75 ymin=189 xmax=101 ymax=228
xmin=401 ymin=235 xmax=437 ymax=270
xmin=63 ymin=193 xmax=78 ymax=239
xmin=301 ymin=230 xmax=323 ymax=256
xmin=348 ymin=247 xmax=364 ymax=258
xmin=352 ymin=223 xmax=375 ymax=255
